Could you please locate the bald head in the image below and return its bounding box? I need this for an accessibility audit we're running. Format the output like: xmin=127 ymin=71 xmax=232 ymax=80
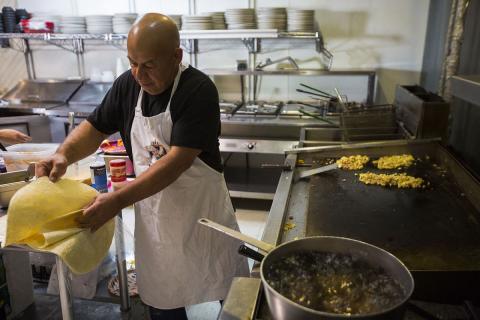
xmin=126 ymin=13 xmax=183 ymax=95
xmin=128 ymin=13 xmax=180 ymax=55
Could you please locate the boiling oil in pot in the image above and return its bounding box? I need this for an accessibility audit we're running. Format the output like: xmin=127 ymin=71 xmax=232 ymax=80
xmin=264 ymin=251 xmax=406 ymax=315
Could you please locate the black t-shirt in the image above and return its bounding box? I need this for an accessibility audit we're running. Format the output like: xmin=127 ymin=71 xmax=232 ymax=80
xmin=87 ymin=66 xmax=223 ymax=172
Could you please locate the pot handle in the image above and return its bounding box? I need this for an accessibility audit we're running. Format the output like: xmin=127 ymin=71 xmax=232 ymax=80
xmin=198 ymin=218 xmax=275 ymax=253
xmin=238 ymin=244 xmax=265 ymax=262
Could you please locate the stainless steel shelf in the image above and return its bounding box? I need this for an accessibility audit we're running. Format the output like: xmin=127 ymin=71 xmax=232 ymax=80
xmin=451 ymin=75 xmax=480 ymax=106
xmin=0 ymin=32 xmax=125 ymax=40
xmin=202 ymin=68 xmax=376 ymax=76
xmin=0 ymin=30 xmax=320 ymax=41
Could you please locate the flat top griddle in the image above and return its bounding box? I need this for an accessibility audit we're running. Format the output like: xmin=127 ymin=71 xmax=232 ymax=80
xmin=305 ymin=146 xmax=480 ymax=271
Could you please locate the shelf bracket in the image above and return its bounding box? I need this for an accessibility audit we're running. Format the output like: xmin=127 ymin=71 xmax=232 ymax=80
xmin=242 ymin=38 xmax=261 ymax=54
xmin=181 ymin=39 xmax=198 ymax=54
xmin=315 ymin=32 xmax=333 ymax=70
xmin=73 ymin=39 xmax=86 ymax=78
xmin=21 ymin=39 xmax=36 ymax=80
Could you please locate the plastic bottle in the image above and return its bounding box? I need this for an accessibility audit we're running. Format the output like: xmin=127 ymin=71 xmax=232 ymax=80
xmin=110 ymin=159 xmax=127 ymax=190
xmin=0 ymin=157 xmax=7 ymax=173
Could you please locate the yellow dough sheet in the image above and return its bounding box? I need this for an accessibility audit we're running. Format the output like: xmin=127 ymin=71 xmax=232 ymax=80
xmin=5 ymin=177 xmax=114 ymax=274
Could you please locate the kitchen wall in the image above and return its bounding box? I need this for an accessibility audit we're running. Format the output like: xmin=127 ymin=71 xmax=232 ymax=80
xmin=1 ymin=0 xmax=430 ymax=104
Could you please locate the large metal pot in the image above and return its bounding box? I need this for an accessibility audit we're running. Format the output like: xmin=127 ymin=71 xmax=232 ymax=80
xmin=198 ymin=218 xmax=414 ymax=320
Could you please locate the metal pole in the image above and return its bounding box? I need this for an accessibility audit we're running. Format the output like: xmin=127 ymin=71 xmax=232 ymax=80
xmin=68 ymin=112 xmax=76 ymax=134
xmin=56 ymin=256 xmax=74 ymax=320
xmin=22 ymin=39 xmax=35 ymax=80
xmin=74 ymin=39 xmax=85 ymax=79
xmin=240 ymin=75 xmax=246 ymax=106
xmin=115 ymin=212 xmax=131 ymax=311
xmin=367 ymin=72 xmax=376 ymax=105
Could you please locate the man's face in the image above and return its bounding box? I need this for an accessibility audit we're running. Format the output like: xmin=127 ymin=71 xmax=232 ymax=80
xmin=127 ymin=46 xmax=182 ymax=95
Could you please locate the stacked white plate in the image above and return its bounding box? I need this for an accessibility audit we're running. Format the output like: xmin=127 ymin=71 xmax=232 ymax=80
xmin=31 ymin=13 xmax=62 ymax=33
xmin=59 ymin=16 xmax=86 ymax=34
xmin=112 ymin=13 xmax=137 ymax=34
xmin=181 ymin=15 xmax=213 ymax=30
xmin=86 ymin=15 xmax=113 ymax=34
xmin=225 ymin=8 xmax=256 ymax=30
xmin=256 ymin=7 xmax=286 ymax=31
xmin=168 ymin=15 xmax=182 ymax=29
xmin=204 ymin=12 xmax=226 ymax=30
xmin=287 ymin=9 xmax=315 ymax=32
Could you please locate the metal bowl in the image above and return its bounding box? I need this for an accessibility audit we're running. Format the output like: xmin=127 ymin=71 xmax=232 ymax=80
xmin=260 ymin=236 xmax=414 ymax=320
xmin=0 ymin=180 xmax=29 ymax=208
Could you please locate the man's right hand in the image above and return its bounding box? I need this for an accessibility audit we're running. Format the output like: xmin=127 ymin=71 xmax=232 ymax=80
xmin=35 ymin=153 xmax=69 ymax=182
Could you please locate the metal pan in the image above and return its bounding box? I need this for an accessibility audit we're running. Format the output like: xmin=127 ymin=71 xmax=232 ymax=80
xmin=198 ymin=218 xmax=414 ymax=320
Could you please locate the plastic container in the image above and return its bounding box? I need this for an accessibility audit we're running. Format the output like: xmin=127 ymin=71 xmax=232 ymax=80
xmin=101 ymin=155 xmax=134 ymax=176
xmin=0 ymin=143 xmax=58 ymax=171
xmin=110 ymin=159 xmax=127 ymax=190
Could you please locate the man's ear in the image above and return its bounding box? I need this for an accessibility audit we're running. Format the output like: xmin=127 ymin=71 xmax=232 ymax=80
xmin=174 ymin=48 xmax=183 ymax=64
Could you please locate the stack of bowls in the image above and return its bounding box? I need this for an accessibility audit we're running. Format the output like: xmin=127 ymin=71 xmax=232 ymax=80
xmin=181 ymin=15 xmax=213 ymax=30
xmin=168 ymin=15 xmax=182 ymax=29
xmin=0 ymin=13 xmax=8 ymax=47
xmin=2 ymin=7 xmax=17 ymax=33
xmin=15 ymin=9 xmax=29 ymax=23
xmin=256 ymin=7 xmax=286 ymax=31
xmin=287 ymin=9 xmax=315 ymax=32
xmin=113 ymin=13 xmax=137 ymax=33
xmin=225 ymin=8 xmax=256 ymax=30
xmin=204 ymin=12 xmax=226 ymax=30
xmin=86 ymin=15 xmax=113 ymax=34
xmin=60 ymin=16 xmax=86 ymax=34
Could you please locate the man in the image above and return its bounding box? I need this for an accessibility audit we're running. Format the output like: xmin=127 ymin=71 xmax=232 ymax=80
xmin=36 ymin=13 xmax=249 ymax=320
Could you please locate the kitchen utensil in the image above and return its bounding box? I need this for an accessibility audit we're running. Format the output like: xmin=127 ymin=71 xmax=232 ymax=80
xmin=297 ymin=163 xmax=338 ymax=179
xmin=296 ymin=88 xmax=331 ymax=99
xmin=198 ymin=218 xmax=414 ymax=320
xmin=299 ymin=83 xmax=335 ymax=99
xmin=297 ymin=109 xmax=337 ymax=126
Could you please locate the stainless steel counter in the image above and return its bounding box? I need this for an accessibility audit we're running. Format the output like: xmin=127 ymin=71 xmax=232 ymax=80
xmin=220 ymin=137 xmax=480 ymax=319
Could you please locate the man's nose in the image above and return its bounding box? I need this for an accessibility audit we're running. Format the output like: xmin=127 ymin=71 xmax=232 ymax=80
xmin=135 ymin=65 xmax=147 ymax=80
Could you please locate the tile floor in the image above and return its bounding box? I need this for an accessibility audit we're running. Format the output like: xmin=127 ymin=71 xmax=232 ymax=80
xmin=15 ymin=199 xmax=270 ymax=320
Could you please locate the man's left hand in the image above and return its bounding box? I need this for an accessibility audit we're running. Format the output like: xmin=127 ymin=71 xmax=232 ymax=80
xmin=76 ymin=193 xmax=121 ymax=232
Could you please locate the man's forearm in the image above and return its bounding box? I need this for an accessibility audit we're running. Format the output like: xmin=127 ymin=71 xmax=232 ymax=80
xmin=57 ymin=121 xmax=108 ymax=165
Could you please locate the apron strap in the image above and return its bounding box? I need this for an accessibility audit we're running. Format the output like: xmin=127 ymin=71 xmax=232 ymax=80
xmin=134 ymin=62 xmax=187 ymax=114
xmin=165 ymin=62 xmax=188 ymax=113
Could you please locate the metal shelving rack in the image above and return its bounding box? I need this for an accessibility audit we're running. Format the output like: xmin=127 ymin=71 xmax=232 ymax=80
xmin=0 ymin=29 xmax=346 ymax=103
xmin=0 ymin=30 xmax=331 ymax=75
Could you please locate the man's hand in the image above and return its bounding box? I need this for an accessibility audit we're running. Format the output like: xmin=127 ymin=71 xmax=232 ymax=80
xmin=0 ymin=129 xmax=31 ymax=144
xmin=35 ymin=153 xmax=69 ymax=182
xmin=76 ymin=193 xmax=121 ymax=232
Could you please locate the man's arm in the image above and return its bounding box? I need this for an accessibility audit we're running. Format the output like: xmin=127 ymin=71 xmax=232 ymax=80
xmin=36 ymin=121 xmax=108 ymax=181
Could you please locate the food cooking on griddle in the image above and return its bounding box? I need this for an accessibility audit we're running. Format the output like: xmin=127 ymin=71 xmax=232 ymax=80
xmin=373 ymin=154 xmax=415 ymax=169
xmin=265 ymin=251 xmax=406 ymax=315
xmin=359 ymin=172 xmax=424 ymax=188
xmin=336 ymin=155 xmax=370 ymax=170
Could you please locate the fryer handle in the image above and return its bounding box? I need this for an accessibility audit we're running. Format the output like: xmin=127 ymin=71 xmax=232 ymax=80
xmin=198 ymin=218 xmax=275 ymax=253
xmin=238 ymin=244 xmax=265 ymax=262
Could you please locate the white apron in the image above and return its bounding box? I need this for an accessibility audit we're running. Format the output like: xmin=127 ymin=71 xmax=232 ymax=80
xmin=130 ymin=63 xmax=249 ymax=309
